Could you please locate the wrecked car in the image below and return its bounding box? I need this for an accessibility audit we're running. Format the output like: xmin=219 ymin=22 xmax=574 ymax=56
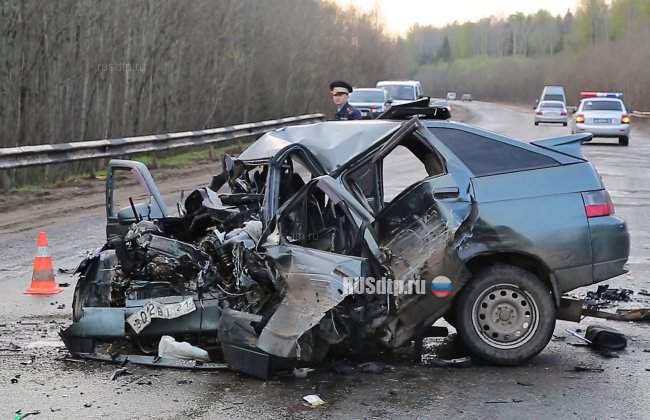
xmin=62 ymin=113 xmax=630 ymax=378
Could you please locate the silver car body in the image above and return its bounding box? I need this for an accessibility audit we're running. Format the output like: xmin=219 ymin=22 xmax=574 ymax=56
xmin=535 ymin=101 xmax=568 ymax=125
xmin=349 ymin=88 xmax=392 ymax=119
xmin=572 ymin=98 xmax=631 ymax=138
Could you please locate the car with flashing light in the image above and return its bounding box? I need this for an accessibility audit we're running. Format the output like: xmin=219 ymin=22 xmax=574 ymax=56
xmin=376 ymin=80 xmax=423 ymax=105
xmin=534 ymin=100 xmax=569 ymax=126
xmin=349 ymin=88 xmax=393 ymax=119
xmin=572 ymin=92 xmax=632 ymax=146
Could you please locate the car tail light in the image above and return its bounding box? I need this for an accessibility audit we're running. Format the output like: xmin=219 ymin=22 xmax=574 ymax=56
xmin=560 ymin=111 xmax=567 ymax=116
xmin=536 ymin=111 xmax=543 ymax=115
xmin=575 ymin=114 xmax=585 ymax=124
xmin=621 ymin=115 xmax=631 ymax=124
xmin=582 ymin=190 xmax=615 ymax=218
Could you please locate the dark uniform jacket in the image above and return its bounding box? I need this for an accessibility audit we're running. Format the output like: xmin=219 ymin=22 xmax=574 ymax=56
xmin=335 ymin=102 xmax=362 ymax=121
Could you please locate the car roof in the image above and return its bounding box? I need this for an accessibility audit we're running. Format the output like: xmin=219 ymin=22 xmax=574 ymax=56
xmin=237 ymin=121 xmax=401 ymax=172
xmin=238 ymin=119 xmax=583 ymax=176
xmin=377 ymin=80 xmax=420 ymax=86
xmin=352 ymin=88 xmax=384 ymax=92
xmin=580 ymin=97 xmax=623 ymax=102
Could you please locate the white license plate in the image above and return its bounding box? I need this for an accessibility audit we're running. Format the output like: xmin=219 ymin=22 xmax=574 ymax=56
xmin=127 ymin=297 xmax=196 ymax=334
xmin=594 ymin=118 xmax=611 ymax=124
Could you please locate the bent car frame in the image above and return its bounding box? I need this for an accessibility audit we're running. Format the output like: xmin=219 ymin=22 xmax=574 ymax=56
xmin=62 ymin=114 xmax=630 ymax=378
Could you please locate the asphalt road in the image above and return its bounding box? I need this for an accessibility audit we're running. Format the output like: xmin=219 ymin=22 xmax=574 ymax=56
xmin=1 ymin=101 xmax=649 ymax=419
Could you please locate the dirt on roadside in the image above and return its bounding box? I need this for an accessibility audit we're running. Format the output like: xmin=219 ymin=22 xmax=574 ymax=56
xmin=0 ymin=160 xmax=223 ymax=236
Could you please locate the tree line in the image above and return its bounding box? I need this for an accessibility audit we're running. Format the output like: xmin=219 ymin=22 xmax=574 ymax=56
xmin=405 ymin=0 xmax=650 ymax=108
xmin=0 ymin=0 xmax=404 ymax=151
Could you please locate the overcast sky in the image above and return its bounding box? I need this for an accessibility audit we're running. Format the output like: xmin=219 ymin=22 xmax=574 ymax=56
xmin=334 ymin=0 xmax=578 ymax=34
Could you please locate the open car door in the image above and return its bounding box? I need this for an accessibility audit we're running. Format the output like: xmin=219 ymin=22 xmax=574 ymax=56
xmin=105 ymin=159 xmax=169 ymax=240
xmin=256 ymin=146 xmax=370 ymax=359
xmin=341 ymin=119 xmax=477 ymax=347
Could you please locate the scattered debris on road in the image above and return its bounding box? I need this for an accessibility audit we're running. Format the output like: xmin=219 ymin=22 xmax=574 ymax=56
xmin=293 ymin=367 xmax=315 ymax=378
xmin=14 ymin=410 xmax=40 ymax=419
xmin=158 ymin=335 xmax=209 ymax=362
xmin=572 ymin=365 xmax=604 ymax=373
xmin=110 ymin=367 xmax=131 ymax=381
xmin=423 ymin=356 xmax=472 ymax=368
xmin=586 ymin=285 xmax=633 ymax=304
xmin=303 ymin=394 xmax=326 ymax=407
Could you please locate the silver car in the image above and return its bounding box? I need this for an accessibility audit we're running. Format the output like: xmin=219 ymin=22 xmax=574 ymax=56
xmin=534 ymin=100 xmax=568 ymax=126
xmin=349 ymin=88 xmax=392 ymax=119
xmin=572 ymin=95 xmax=631 ymax=146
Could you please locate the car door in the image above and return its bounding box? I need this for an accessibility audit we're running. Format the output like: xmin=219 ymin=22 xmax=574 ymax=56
xmin=105 ymin=159 xmax=169 ymax=240
xmin=341 ymin=122 xmax=476 ymax=346
xmin=256 ymin=175 xmax=369 ymax=358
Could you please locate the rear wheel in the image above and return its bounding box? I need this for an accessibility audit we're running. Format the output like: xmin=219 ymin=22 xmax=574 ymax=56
xmin=534 ymin=122 xmax=539 ymax=126
xmin=563 ymin=122 xmax=568 ymax=127
xmin=454 ymin=265 xmax=555 ymax=365
xmin=619 ymin=136 xmax=629 ymax=146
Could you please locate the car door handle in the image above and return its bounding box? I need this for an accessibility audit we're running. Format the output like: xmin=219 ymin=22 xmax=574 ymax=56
xmin=433 ymin=187 xmax=460 ymax=199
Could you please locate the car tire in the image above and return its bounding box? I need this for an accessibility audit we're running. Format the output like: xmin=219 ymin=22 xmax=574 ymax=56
xmin=619 ymin=136 xmax=629 ymax=146
xmin=563 ymin=122 xmax=568 ymax=127
xmin=454 ymin=264 xmax=556 ymax=365
xmin=534 ymin=122 xmax=539 ymax=126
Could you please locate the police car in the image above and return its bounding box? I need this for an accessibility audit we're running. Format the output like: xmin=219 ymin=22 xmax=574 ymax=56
xmin=572 ymin=92 xmax=631 ymax=146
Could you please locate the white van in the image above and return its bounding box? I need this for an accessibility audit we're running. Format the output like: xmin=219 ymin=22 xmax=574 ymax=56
xmin=535 ymin=86 xmax=567 ymax=108
xmin=376 ymin=80 xmax=423 ymax=105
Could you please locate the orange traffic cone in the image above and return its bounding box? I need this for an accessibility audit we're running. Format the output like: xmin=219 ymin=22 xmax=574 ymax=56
xmin=24 ymin=231 xmax=62 ymax=295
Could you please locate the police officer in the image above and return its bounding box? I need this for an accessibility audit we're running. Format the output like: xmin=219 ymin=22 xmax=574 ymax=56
xmin=330 ymin=80 xmax=362 ymax=121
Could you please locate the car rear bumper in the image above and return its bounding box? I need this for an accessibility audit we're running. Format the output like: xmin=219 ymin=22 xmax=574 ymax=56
xmin=535 ymin=116 xmax=567 ymax=123
xmin=553 ymin=215 xmax=629 ymax=293
xmin=575 ymin=123 xmax=630 ymax=137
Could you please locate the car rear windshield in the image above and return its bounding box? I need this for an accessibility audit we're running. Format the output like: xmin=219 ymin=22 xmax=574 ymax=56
xmin=381 ymin=85 xmax=416 ymax=101
xmin=350 ymin=90 xmax=384 ymax=103
xmin=582 ymin=100 xmax=623 ymax=111
xmin=428 ymin=128 xmax=560 ymax=176
xmin=541 ymin=102 xmax=563 ymax=109
xmin=543 ymin=94 xmax=564 ymax=101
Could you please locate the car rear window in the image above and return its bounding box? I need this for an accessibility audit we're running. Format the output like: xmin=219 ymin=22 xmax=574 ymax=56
xmin=428 ymin=128 xmax=560 ymax=176
xmin=541 ymin=103 xmax=563 ymax=109
xmin=350 ymin=90 xmax=384 ymax=103
xmin=543 ymin=94 xmax=564 ymax=101
xmin=582 ymin=100 xmax=623 ymax=111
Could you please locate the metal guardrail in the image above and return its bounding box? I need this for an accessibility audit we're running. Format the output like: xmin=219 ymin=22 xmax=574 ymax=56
xmin=0 ymin=113 xmax=325 ymax=170
xmin=632 ymin=110 xmax=650 ymax=118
